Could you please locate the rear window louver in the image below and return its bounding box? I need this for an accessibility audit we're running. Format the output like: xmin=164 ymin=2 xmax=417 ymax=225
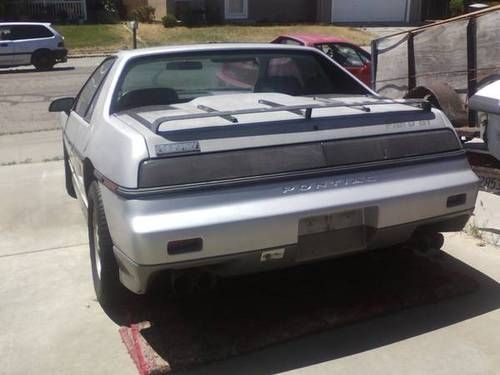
xmin=138 ymin=129 xmax=461 ymax=188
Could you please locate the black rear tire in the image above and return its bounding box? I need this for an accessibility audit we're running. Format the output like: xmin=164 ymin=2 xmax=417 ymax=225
xmin=88 ymin=181 xmax=130 ymax=308
xmin=32 ymin=50 xmax=55 ymax=71
xmin=63 ymin=145 xmax=76 ymax=199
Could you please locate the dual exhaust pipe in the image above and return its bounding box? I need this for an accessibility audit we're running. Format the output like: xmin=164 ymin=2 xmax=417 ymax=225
xmin=170 ymin=270 xmax=218 ymax=295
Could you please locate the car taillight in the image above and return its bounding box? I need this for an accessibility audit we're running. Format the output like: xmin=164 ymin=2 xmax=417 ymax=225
xmin=58 ymin=41 xmax=64 ymax=48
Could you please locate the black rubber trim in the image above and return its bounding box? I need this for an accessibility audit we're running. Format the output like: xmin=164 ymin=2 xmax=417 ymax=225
xmin=138 ymin=129 xmax=461 ymax=188
xmin=103 ymin=149 xmax=467 ymax=199
xmin=0 ymin=52 xmax=31 ymax=56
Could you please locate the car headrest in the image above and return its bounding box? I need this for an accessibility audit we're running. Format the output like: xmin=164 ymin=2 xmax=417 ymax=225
xmin=254 ymin=76 xmax=303 ymax=96
xmin=117 ymin=88 xmax=179 ymax=111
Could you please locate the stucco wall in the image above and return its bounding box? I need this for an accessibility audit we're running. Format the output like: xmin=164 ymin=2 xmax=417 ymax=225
xmin=148 ymin=0 xmax=167 ymax=19
xmin=208 ymin=0 xmax=315 ymax=23
xmin=316 ymin=0 xmax=331 ymax=23
xmin=324 ymin=0 xmax=422 ymax=24
xmin=248 ymin=0 xmax=316 ymax=23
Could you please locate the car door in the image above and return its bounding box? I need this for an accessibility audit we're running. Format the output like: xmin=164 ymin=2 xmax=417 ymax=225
xmin=63 ymin=58 xmax=115 ymax=199
xmin=10 ymin=25 xmax=55 ymax=65
xmin=0 ymin=26 xmax=15 ymax=67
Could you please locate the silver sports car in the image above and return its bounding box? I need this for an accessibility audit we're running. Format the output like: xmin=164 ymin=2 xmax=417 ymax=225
xmin=50 ymin=44 xmax=479 ymax=307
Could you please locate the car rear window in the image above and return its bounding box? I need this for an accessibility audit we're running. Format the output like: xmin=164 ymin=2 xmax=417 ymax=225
xmin=112 ymin=49 xmax=369 ymax=112
xmin=11 ymin=25 xmax=53 ymax=40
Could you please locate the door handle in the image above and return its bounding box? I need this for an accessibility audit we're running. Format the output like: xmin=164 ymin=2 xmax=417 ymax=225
xmin=0 ymin=43 xmax=8 ymax=47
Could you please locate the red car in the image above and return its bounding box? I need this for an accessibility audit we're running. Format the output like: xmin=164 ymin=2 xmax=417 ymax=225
xmin=271 ymin=34 xmax=372 ymax=86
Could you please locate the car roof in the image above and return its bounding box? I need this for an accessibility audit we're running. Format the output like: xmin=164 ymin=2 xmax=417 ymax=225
xmin=277 ymin=33 xmax=351 ymax=45
xmin=0 ymin=22 xmax=52 ymax=27
xmin=114 ymin=43 xmax=318 ymax=59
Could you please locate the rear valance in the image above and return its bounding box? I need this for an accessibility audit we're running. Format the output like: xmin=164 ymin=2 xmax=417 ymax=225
xmin=138 ymin=129 xmax=461 ymax=188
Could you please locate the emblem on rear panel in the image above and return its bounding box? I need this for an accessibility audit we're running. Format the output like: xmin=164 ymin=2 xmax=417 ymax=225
xmin=155 ymin=141 xmax=200 ymax=156
xmin=282 ymin=176 xmax=377 ymax=195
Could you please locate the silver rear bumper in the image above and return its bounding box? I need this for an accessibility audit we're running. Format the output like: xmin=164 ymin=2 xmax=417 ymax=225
xmin=100 ymin=156 xmax=479 ymax=293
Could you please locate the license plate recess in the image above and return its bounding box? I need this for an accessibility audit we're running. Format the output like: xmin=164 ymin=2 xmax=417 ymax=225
xmin=297 ymin=207 xmax=377 ymax=262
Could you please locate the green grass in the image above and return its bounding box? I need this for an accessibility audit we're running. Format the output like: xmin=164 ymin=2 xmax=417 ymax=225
xmin=53 ymin=24 xmax=131 ymax=53
xmin=50 ymin=23 xmax=373 ymax=53
xmin=138 ymin=24 xmax=373 ymax=47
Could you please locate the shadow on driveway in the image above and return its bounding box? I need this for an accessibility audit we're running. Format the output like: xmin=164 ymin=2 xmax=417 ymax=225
xmin=103 ymin=246 xmax=500 ymax=374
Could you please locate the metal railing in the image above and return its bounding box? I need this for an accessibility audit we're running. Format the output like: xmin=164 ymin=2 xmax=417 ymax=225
xmin=6 ymin=0 xmax=87 ymax=21
xmin=141 ymin=98 xmax=431 ymax=133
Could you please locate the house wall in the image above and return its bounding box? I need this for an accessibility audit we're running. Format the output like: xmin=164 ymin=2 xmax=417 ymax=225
xmin=123 ymin=0 xmax=147 ymax=18
xmin=148 ymin=0 xmax=167 ymax=19
xmin=323 ymin=0 xmax=423 ymax=24
xmin=409 ymin=0 xmax=422 ymax=22
xmin=316 ymin=0 xmax=331 ymax=23
xmin=248 ymin=0 xmax=316 ymax=23
xmin=210 ymin=0 xmax=315 ymax=23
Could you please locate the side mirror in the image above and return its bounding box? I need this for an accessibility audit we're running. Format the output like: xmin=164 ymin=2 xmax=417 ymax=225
xmin=49 ymin=97 xmax=75 ymax=114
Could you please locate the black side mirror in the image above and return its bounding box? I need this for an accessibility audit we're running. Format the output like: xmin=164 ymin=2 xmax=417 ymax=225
xmin=49 ymin=97 xmax=75 ymax=114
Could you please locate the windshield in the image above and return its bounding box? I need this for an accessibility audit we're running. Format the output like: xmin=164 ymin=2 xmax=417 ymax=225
xmin=112 ymin=50 xmax=369 ymax=112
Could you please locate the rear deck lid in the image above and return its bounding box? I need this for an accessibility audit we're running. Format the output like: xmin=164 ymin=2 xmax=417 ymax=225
xmin=115 ymin=93 xmax=461 ymax=189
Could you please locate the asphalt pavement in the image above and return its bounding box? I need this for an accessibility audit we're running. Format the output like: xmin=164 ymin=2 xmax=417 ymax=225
xmin=0 ymin=57 xmax=103 ymax=165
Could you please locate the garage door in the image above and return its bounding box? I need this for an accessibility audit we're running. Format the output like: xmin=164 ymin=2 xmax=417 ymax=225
xmin=332 ymin=0 xmax=409 ymax=23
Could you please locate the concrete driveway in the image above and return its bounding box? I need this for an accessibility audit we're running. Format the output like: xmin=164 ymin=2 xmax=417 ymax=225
xmin=1 ymin=161 xmax=500 ymax=374
xmin=1 ymin=58 xmax=500 ymax=375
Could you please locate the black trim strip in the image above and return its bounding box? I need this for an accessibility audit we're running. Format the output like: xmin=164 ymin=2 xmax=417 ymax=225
xmin=0 ymin=52 xmax=31 ymax=56
xmin=98 ymin=150 xmax=467 ymax=199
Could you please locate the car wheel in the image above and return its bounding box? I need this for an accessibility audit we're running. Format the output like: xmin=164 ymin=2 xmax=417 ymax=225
xmin=63 ymin=146 xmax=76 ymax=198
xmin=88 ymin=181 xmax=130 ymax=307
xmin=32 ymin=50 xmax=55 ymax=71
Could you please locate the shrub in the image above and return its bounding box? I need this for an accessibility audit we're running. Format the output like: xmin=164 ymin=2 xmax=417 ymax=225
xmin=450 ymin=0 xmax=464 ymax=17
xmin=131 ymin=5 xmax=155 ymax=23
xmin=162 ymin=14 xmax=178 ymax=28
xmin=96 ymin=0 xmax=121 ymax=23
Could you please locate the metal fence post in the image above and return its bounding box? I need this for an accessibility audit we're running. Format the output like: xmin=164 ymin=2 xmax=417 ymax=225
xmin=129 ymin=21 xmax=138 ymax=49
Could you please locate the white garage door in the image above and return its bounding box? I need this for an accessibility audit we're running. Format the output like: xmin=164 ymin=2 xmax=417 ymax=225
xmin=332 ymin=0 xmax=410 ymax=23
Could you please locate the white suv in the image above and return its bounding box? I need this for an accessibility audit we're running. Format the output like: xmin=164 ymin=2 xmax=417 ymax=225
xmin=0 ymin=22 xmax=67 ymax=71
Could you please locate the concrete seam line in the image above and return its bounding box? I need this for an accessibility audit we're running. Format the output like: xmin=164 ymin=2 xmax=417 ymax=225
xmin=0 ymin=242 xmax=89 ymax=258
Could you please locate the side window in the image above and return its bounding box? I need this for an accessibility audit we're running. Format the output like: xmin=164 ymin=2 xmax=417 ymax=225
xmin=74 ymin=58 xmax=115 ymax=119
xmin=35 ymin=25 xmax=54 ymax=38
xmin=10 ymin=25 xmax=53 ymax=40
xmin=332 ymin=44 xmax=365 ymax=67
xmin=0 ymin=27 xmax=12 ymax=40
xmin=281 ymin=38 xmax=302 ymax=46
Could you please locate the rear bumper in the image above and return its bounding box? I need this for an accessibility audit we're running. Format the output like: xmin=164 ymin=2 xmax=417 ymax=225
xmin=100 ymin=155 xmax=479 ymax=293
xmin=114 ymin=211 xmax=471 ymax=293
